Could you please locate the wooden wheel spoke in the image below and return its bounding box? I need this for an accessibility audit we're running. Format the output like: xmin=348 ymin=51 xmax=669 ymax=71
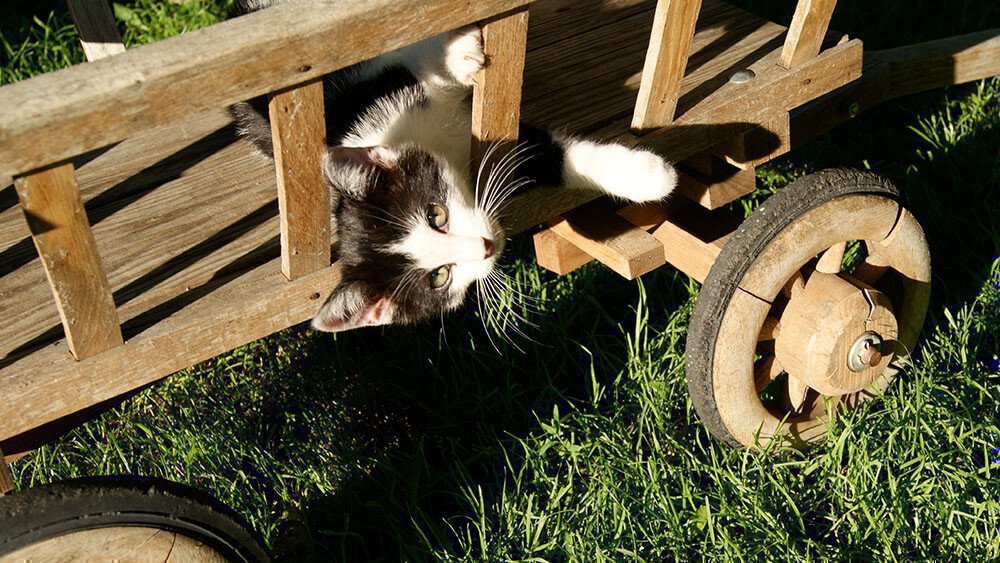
xmin=757 ymin=315 xmax=781 ymax=342
xmin=815 ymin=241 xmax=847 ymax=274
xmin=780 ymin=269 xmax=806 ymax=298
xmin=786 ymin=373 xmax=811 ymax=413
xmin=852 ymin=240 xmax=891 ymax=286
xmin=754 ymin=355 xmax=783 ymax=393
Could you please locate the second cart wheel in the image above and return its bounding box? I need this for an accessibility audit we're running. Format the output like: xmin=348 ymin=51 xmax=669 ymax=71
xmin=0 ymin=476 xmax=270 ymax=562
xmin=686 ymin=168 xmax=931 ymax=448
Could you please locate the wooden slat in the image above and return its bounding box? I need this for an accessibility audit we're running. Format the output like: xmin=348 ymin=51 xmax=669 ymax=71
xmin=533 ymin=228 xmax=591 ymax=275
xmin=268 ymin=79 xmax=331 ymax=280
xmin=647 ymin=203 xmax=741 ymax=283
xmin=547 ymin=201 xmax=665 ymax=279
xmin=0 ymin=446 xmax=13 ymax=494
xmin=0 ymin=0 xmax=535 ymax=180
xmin=711 ymin=113 xmax=791 ymax=169
xmin=0 ymin=258 xmax=341 ymax=449
xmin=66 ymin=0 xmax=126 ymax=62
xmin=779 ymin=0 xmax=837 ymax=68
xmin=471 ymin=6 xmax=530 ymax=168
xmin=676 ymin=161 xmax=757 ymax=210
xmin=14 ymin=163 xmax=123 ymax=360
xmin=631 ymin=0 xmax=703 ymax=131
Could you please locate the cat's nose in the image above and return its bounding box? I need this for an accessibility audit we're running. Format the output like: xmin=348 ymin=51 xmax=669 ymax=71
xmin=483 ymin=238 xmax=495 ymax=258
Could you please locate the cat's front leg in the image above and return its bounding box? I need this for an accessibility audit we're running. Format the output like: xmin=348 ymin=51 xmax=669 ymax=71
xmin=559 ymin=137 xmax=678 ymax=203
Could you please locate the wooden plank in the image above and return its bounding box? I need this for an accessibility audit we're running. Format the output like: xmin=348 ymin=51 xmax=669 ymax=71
xmin=648 ymin=202 xmax=741 ymax=282
xmin=631 ymin=0 xmax=703 ymax=131
xmin=547 ymin=200 xmax=665 ymax=279
xmin=66 ymin=0 xmax=126 ymax=61
xmin=711 ymin=113 xmax=791 ymax=169
xmin=676 ymin=163 xmax=757 ymax=210
xmin=533 ymin=228 xmax=591 ymax=275
xmin=779 ymin=0 xmax=837 ymax=68
xmin=637 ymin=38 xmax=862 ymax=161
xmin=876 ymin=29 xmax=1000 ymax=99
xmin=14 ymin=163 xmax=123 ymax=360
xmin=0 ymin=446 xmax=13 ymax=494
xmin=0 ymin=0 xmax=535 ymax=180
xmin=471 ymin=6 xmax=530 ymax=168
xmin=0 ymin=258 xmax=341 ymax=449
xmin=268 ymin=79 xmax=331 ymax=280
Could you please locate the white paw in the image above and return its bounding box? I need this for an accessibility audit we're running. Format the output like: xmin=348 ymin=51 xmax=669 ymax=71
xmin=445 ymin=26 xmax=485 ymax=86
xmin=564 ymin=141 xmax=678 ymax=203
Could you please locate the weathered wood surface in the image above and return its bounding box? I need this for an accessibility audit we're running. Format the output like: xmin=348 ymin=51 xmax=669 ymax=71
xmin=269 ymin=79 xmax=331 ymax=280
xmin=14 ymin=163 xmax=123 ymax=360
xmin=0 ymin=526 xmax=227 ymax=562
xmin=0 ymin=0 xmax=535 ymax=180
xmin=66 ymin=0 xmax=126 ymax=61
xmin=676 ymin=161 xmax=757 ymax=210
xmin=631 ymin=0 xmax=703 ymax=130
xmin=471 ymin=7 xmax=530 ymax=168
xmin=779 ymin=0 xmax=837 ymax=68
xmin=0 ymin=256 xmax=340 ymax=449
xmin=0 ymin=446 xmax=12 ymax=494
xmin=547 ymin=200 xmax=666 ymax=279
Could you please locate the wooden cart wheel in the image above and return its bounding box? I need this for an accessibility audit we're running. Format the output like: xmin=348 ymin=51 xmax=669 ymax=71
xmin=685 ymin=168 xmax=931 ymax=448
xmin=0 ymin=476 xmax=270 ymax=562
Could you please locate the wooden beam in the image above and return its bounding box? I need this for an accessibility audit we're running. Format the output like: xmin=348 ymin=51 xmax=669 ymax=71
xmin=0 ymin=0 xmax=535 ymax=180
xmin=779 ymin=0 xmax=837 ymax=68
xmin=648 ymin=202 xmax=741 ymax=283
xmin=471 ymin=6 xmax=530 ymax=170
xmin=636 ymin=38 xmax=862 ymax=167
xmin=547 ymin=200 xmax=665 ymax=280
xmin=0 ymin=446 xmax=13 ymax=495
xmin=268 ymin=78 xmax=331 ymax=280
xmin=66 ymin=0 xmax=126 ymax=61
xmin=0 ymin=258 xmax=341 ymax=449
xmin=533 ymin=228 xmax=590 ymax=275
xmin=711 ymin=113 xmax=791 ymax=169
xmin=14 ymin=163 xmax=123 ymax=360
xmin=676 ymin=163 xmax=757 ymax=210
xmin=631 ymin=0 xmax=703 ymax=131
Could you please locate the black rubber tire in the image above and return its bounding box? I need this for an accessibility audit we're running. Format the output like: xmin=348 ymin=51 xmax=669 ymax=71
xmin=685 ymin=168 xmax=905 ymax=447
xmin=0 ymin=475 xmax=270 ymax=562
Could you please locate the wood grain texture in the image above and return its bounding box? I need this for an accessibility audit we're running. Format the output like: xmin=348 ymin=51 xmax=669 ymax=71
xmin=548 ymin=200 xmax=665 ymax=280
xmin=676 ymin=162 xmax=756 ymax=210
xmin=711 ymin=113 xmax=791 ymax=169
xmin=14 ymin=163 xmax=122 ymax=360
xmin=66 ymin=0 xmax=126 ymax=61
xmin=648 ymin=202 xmax=740 ymax=283
xmin=471 ymin=6 xmax=530 ymax=168
xmin=269 ymin=79 xmax=331 ymax=280
xmin=631 ymin=0 xmax=703 ymax=130
xmin=0 ymin=0 xmax=534 ymax=179
xmin=779 ymin=0 xmax=837 ymax=69
xmin=533 ymin=228 xmax=591 ymax=275
xmin=0 ymin=446 xmax=12 ymax=494
xmin=0 ymin=527 xmax=227 ymax=562
xmin=0 ymin=258 xmax=341 ymax=447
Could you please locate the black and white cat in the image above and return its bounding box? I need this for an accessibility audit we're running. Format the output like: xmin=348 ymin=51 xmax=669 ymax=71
xmin=231 ymin=1 xmax=678 ymax=332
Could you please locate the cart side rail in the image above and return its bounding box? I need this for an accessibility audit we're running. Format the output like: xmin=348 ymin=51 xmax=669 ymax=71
xmin=0 ymin=0 xmax=533 ymax=182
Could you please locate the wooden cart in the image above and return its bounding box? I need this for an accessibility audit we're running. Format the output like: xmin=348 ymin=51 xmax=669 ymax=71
xmin=0 ymin=0 xmax=998 ymax=556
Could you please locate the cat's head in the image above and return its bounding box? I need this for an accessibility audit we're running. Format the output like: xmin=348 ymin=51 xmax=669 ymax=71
xmin=312 ymin=145 xmax=503 ymax=332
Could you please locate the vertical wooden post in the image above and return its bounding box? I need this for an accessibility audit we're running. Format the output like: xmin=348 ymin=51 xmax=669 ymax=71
xmin=66 ymin=0 xmax=126 ymax=61
xmin=0 ymin=446 xmax=13 ymax=495
xmin=631 ymin=0 xmax=703 ymax=131
xmin=779 ymin=0 xmax=838 ymax=68
xmin=269 ymin=78 xmax=332 ymax=281
xmin=15 ymin=163 xmax=123 ymax=360
xmin=470 ymin=6 xmax=530 ymax=172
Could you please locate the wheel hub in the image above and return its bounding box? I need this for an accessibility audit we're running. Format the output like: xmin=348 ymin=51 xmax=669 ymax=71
xmin=775 ymin=272 xmax=898 ymax=396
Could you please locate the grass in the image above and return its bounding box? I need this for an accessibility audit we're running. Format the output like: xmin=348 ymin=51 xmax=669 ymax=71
xmin=3 ymin=1 xmax=999 ymax=560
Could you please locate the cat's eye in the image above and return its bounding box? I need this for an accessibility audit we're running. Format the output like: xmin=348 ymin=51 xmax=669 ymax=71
xmin=427 ymin=204 xmax=449 ymax=231
xmin=428 ymin=265 xmax=452 ymax=290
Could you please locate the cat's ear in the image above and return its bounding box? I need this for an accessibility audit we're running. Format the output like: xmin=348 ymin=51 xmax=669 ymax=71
xmin=310 ymin=281 xmax=396 ymax=332
xmin=323 ymin=146 xmax=398 ymax=199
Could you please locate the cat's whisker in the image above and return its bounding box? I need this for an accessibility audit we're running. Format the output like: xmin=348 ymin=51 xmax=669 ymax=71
xmin=480 ymin=142 xmax=535 ymax=214
xmin=474 ymin=140 xmax=506 ymax=208
xmin=483 ymin=273 xmax=539 ymax=329
xmin=475 ymin=278 xmax=502 ymax=354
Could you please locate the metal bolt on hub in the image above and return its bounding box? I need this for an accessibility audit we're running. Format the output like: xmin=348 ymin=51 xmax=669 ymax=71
xmin=848 ymin=331 xmax=884 ymax=372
